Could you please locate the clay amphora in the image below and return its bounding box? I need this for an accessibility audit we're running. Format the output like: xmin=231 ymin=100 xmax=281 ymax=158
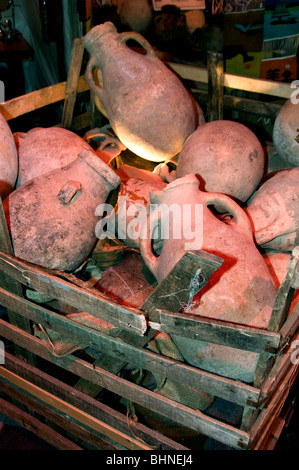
xmin=14 ymin=127 xmax=98 ymax=187
xmin=273 ymin=99 xmax=299 ymax=166
xmin=3 ymin=149 xmax=120 ymax=271
xmin=245 ymin=167 xmax=299 ymax=252
xmin=82 ymin=22 xmax=200 ymax=162
xmin=0 ymin=113 xmax=18 ymax=199
xmin=176 ymin=120 xmax=265 ymax=203
xmin=139 ymin=174 xmax=277 ymax=328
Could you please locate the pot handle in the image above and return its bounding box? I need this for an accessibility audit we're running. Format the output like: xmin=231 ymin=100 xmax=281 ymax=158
xmin=139 ymin=207 xmax=161 ymax=279
xmin=85 ymin=55 xmax=105 ymax=103
xmin=57 ymin=180 xmax=82 ymax=205
xmin=120 ymin=31 xmax=156 ymax=57
xmin=202 ymin=192 xmax=253 ymax=238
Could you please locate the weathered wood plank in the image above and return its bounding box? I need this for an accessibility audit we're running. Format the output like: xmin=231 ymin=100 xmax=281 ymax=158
xmin=0 ymin=319 xmax=250 ymax=449
xmin=0 ymin=200 xmax=35 ymax=363
xmin=61 ymin=37 xmax=85 ymax=129
xmin=249 ymin=338 xmax=299 ymax=449
xmin=4 ymin=352 xmax=187 ymax=451
xmin=0 ymin=378 xmax=118 ymax=450
xmin=0 ymin=366 xmax=151 ymax=450
xmin=158 ymin=310 xmax=281 ymax=353
xmin=168 ymin=62 xmax=292 ymax=98
xmin=0 ymin=250 xmax=147 ymax=335
xmin=0 ymin=76 xmax=89 ymax=121
xmin=267 ymin=250 xmax=299 ymax=333
xmin=141 ymin=250 xmax=223 ymax=324
xmin=260 ymin=330 xmax=299 ymax=401
xmin=207 ymin=51 xmax=224 ymax=121
xmin=279 ymin=302 xmax=299 ymax=345
xmin=0 ymin=296 xmax=260 ymax=407
xmin=0 ymin=394 xmax=82 ymax=450
xmin=192 ymin=89 xmax=282 ymax=117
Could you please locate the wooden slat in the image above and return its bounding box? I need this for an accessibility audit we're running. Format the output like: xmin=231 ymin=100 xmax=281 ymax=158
xmin=141 ymin=249 xmax=223 ymax=324
xmin=0 ymin=319 xmax=250 ymax=449
xmin=191 ymin=89 xmax=282 ymax=117
xmin=0 ymin=296 xmax=260 ymax=407
xmin=279 ymin=302 xmax=299 ymax=345
xmin=168 ymin=62 xmax=292 ymax=99
xmin=0 ymin=76 xmax=89 ymax=121
xmin=207 ymin=51 xmax=224 ymax=121
xmin=268 ymin=251 xmax=299 ymax=333
xmin=0 ymin=379 xmax=118 ymax=450
xmin=61 ymin=37 xmax=85 ymax=129
xmin=0 ymin=250 xmax=147 ymax=335
xmin=158 ymin=310 xmax=281 ymax=353
xmin=260 ymin=330 xmax=299 ymax=401
xmin=0 ymin=366 xmax=151 ymax=451
xmin=0 ymin=395 xmax=82 ymax=450
xmin=249 ymin=336 xmax=299 ymax=449
xmin=0 ymin=201 xmax=35 ymax=363
xmin=3 ymin=352 xmax=187 ymax=451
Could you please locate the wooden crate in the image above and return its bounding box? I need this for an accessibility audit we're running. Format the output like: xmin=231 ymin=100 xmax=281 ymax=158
xmin=0 ymin=39 xmax=298 ymax=451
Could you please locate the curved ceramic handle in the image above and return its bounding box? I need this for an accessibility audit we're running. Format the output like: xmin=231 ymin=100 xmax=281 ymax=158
xmin=119 ymin=31 xmax=156 ymax=57
xmin=85 ymin=56 xmax=105 ymax=103
xmin=202 ymin=192 xmax=253 ymax=238
xmin=139 ymin=207 xmax=161 ymax=278
xmin=57 ymin=180 xmax=82 ymax=205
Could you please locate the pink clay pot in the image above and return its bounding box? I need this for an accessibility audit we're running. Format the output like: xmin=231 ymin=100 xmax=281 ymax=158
xmin=176 ymin=120 xmax=265 ymax=203
xmin=273 ymin=99 xmax=299 ymax=166
xmin=3 ymin=149 xmax=120 ymax=271
xmin=139 ymin=174 xmax=277 ymax=328
xmin=245 ymin=167 xmax=299 ymax=252
xmin=82 ymin=22 xmax=200 ymax=162
xmin=15 ymin=127 xmax=98 ymax=187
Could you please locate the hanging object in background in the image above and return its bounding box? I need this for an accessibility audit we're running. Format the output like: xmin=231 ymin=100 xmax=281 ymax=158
xmin=82 ymin=22 xmax=200 ymax=162
xmin=139 ymin=174 xmax=277 ymax=329
xmin=118 ymin=0 xmax=153 ymax=34
xmin=245 ymin=167 xmax=299 ymax=252
xmin=273 ymin=98 xmax=299 ymax=166
xmin=0 ymin=112 xmax=18 ymax=199
xmin=176 ymin=120 xmax=265 ymax=204
xmin=14 ymin=127 xmax=99 ymax=187
xmin=3 ymin=149 xmax=121 ymax=272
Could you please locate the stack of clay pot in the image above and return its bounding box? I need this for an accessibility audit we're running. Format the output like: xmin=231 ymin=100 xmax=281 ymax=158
xmin=1 ymin=23 xmax=298 ymax=384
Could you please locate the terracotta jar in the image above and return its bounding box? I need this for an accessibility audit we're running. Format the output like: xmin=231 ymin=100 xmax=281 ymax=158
xmin=176 ymin=120 xmax=265 ymax=203
xmin=3 ymin=149 xmax=120 ymax=271
xmin=245 ymin=167 xmax=299 ymax=252
xmin=0 ymin=112 xmax=18 ymax=199
xmin=273 ymin=99 xmax=299 ymax=166
xmin=139 ymin=174 xmax=277 ymax=328
xmin=82 ymin=22 xmax=199 ymax=162
xmin=14 ymin=127 xmax=98 ymax=187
